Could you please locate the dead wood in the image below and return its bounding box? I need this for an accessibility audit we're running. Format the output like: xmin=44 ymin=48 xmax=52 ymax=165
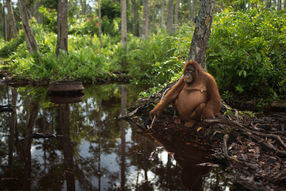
xmin=123 ymin=92 xmax=286 ymax=191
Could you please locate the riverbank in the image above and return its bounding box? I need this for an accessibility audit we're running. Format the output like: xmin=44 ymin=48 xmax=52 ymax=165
xmin=124 ymin=92 xmax=286 ymax=191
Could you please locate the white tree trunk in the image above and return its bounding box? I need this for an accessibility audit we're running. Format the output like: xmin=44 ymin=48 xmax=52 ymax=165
xmin=98 ymin=0 xmax=103 ymax=48
xmin=167 ymin=0 xmax=174 ymax=33
xmin=161 ymin=0 xmax=166 ymax=28
xmin=174 ymin=0 xmax=179 ymax=33
xmin=56 ymin=0 xmax=68 ymax=56
xmin=121 ymin=0 xmax=127 ymax=48
xmin=131 ymin=0 xmax=137 ymax=35
xmin=142 ymin=0 xmax=149 ymax=38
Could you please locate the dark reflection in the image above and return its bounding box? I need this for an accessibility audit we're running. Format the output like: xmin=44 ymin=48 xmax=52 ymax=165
xmin=120 ymin=85 xmax=127 ymax=191
xmin=24 ymin=97 xmax=40 ymax=191
xmin=49 ymin=92 xmax=84 ymax=104
xmin=0 ymin=84 xmax=233 ymax=191
xmin=155 ymin=134 xmax=212 ymax=190
xmin=59 ymin=104 xmax=75 ymax=191
xmin=8 ymin=88 xmax=17 ymax=177
xmin=173 ymin=145 xmax=212 ymax=190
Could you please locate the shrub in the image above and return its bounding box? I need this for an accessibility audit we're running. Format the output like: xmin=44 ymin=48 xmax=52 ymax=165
xmin=0 ymin=31 xmax=24 ymax=58
xmin=128 ymin=25 xmax=194 ymax=87
xmin=207 ymin=8 xmax=286 ymax=99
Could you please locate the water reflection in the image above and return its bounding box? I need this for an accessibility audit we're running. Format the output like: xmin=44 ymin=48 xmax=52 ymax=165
xmin=0 ymin=84 xmax=233 ymax=190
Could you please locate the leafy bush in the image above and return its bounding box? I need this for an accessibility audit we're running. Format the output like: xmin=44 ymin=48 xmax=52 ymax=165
xmin=9 ymin=23 xmax=120 ymax=81
xmin=128 ymin=25 xmax=194 ymax=87
xmin=0 ymin=31 xmax=24 ymax=58
xmin=207 ymin=8 xmax=286 ymax=99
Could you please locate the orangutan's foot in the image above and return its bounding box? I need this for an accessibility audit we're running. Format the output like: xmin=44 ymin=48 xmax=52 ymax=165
xmin=173 ymin=115 xmax=181 ymax=125
xmin=184 ymin=120 xmax=196 ymax=128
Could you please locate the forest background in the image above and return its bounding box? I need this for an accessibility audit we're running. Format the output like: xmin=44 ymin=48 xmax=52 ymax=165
xmin=0 ymin=0 xmax=286 ymax=108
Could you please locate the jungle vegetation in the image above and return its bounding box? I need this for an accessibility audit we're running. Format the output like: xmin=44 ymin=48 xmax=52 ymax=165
xmin=0 ymin=0 xmax=285 ymax=105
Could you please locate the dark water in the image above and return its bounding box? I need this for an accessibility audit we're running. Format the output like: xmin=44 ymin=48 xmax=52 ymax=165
xmin=0 ymin=84 xmax=234 ymax=191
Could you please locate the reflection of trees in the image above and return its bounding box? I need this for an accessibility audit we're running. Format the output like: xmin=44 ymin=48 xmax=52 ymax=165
xmin=23 ymin=99 xmax=40 ymax=190
xmin=59 ymin=104 xmax=75 ymax=191
xmin=120 ymin=85 xmax=127 ymax=190
xmin=78 ymin=85 xmax=124 ymax=190
xmin=128 ymin=129 xmax=159 ymax=189
xmin=8 ymin=88 xmax=17 ymax=177
xmin=0 ymin=84 xmax=235 ymax=190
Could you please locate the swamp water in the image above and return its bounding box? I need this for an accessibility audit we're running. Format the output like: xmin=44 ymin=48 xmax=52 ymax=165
xmin=0 ymin=84 xmax=235 ymax=191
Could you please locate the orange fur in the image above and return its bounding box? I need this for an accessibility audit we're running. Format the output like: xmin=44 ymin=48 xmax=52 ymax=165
xmin=150 ymin=60 xmax=221 ymax=126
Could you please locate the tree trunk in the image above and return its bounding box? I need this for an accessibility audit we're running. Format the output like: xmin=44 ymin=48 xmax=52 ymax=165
xmin=121 ymin=0 xmax=127 ymax=48
xmin=188 ymin=0 xmax=215 ymax=70
xmin=2 ymin=0 xmax=6 ymax=40
xmin=131 ymin=0 xmax=137 ymax=35
xmin=191 ymin=0 xmax=197 ymax=23
xmin=98 ymin=0 xmax=102 ymax=48
xmin=174 ymin=0 xmax=179 ymax=33
xmin=142 ymin=0 xmax=149 ymax=38
xmin=161 ymin=0 xmax=165 ymax=28
xmin=167 ymin=0 xmax=174 ymax=33
xmin=284 ymin=0 xmax=286 ymax=9
xmin=277 ymin=0 xmax=281 ymax=10
xmin=56 ymin=0 xmax=68 ymax=56
xmin=19 ymin=0 xmax=38 ymax=54
xmin=6 ymin=0 xmax=17 ymax=41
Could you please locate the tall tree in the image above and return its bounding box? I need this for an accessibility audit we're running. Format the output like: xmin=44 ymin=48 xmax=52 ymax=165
xmin=98 ymin=0 xmax=102 ymax=48
xmin=161 ymin=0 xmax=166 ymax=28
xmin=142 ymin=0 xmax=149 ymax=38
xmin=174 ymin=0 xmax=179 ymax=33
xmin=121 ymin=0 xmax=127 ymax=48
xmin=19 ymin=0 xmax=38 ymax=54
xmin=131 ymin=0 xmax=137 ymax=35
xmin=191 ymin=0 xmax=197 ymax=23
xmin=167 ymin=0 xmax=174 ymax=33
xmin=188 ymin=0 xmax=215 ymax=69
xmin=6 ymin=0 xmax=17 ymax=41
xmin=56 ymin=0 xmax=68 ymax=56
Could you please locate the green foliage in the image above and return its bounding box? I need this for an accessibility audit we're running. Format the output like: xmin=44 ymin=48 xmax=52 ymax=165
xmin=101 ymin=0 xmax=121 ymax=20
xmin=69 ymin=14 xmax=121 ymax=36
xmin=128 ymin=34 xmax=178 ymax=86
xmin=128 ymin=25 xmax=194 ymax=87
xmin=8 ymin=21 xmax=121 ymax=81
xmin=0 ymin=31 xmax=24 ymax=58
xmin=38 ymin=6 xmax=57 ymax=32
xmin=4 ymin=7 xmax=286 ymax=104
xmin=208 ymin=8 xmax=286 ymax=99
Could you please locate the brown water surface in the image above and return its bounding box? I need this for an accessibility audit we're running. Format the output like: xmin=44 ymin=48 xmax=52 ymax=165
xmin=0 ymin=84 xmax=235 ymax=191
